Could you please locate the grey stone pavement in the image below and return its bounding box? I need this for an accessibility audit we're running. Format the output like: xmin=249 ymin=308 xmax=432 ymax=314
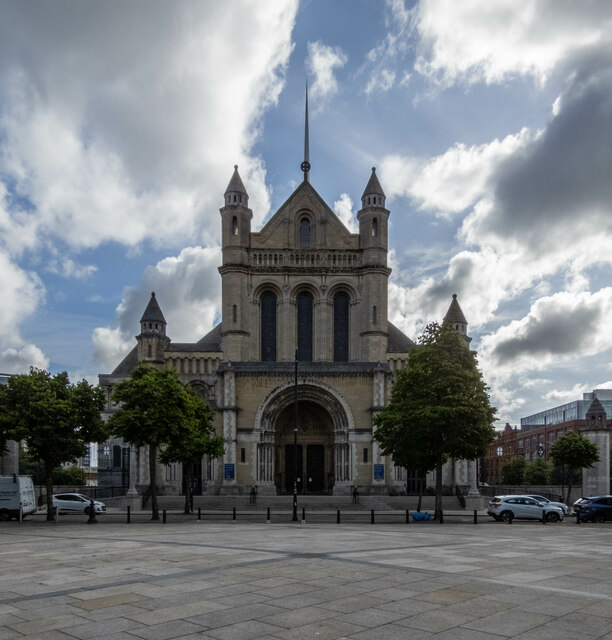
xmin=2 ymin=518 xmax=612 ymax=640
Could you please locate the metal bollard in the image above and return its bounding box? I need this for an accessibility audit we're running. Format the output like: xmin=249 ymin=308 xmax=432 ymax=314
xmin=542 ymin=512 xmax=547 ymax=524
xmin=198 ymin=507 xmax=201 ymax=521
xmin=232 ymin=507 xmax=236 ymax=523
xmin=127 ymin=505 xmax=131 ymax=524
xmin=473 ymin=509 xmax=478 ymax=524
xmin=266 ymin=507 xmax=270 ymax=524
xmin=163 ymin=509 xmax=166 ymax=524
xmin=439 ymin=509 xmax=444 ymax=524
xmin=508 ymin=512 xmax=513 ymax=524
xmin=371 ymin=509 xmax=375 ymax=524
xmin=302 ymin=507 xmax=306 ymax=525
xmin=576 ymin=511 xmax=581 ymax=525
xmin=406 ymin=509 xmax=410 ymax=524
xmin=337 ymin=509 xmax=341 ymax=524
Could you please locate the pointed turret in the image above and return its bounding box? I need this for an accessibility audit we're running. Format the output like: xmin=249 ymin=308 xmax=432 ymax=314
xmin=443 ymin=294 xmax=471 ymax=343
xmin=224 ymin=165 xmax=249 ymax=207
xmin=361 ymin=167 xmax=386 ymax=209
xmin=586 ymin=396 xmax=607 ymax=428
xmin=137 ymin=292 xmax=170 ymax=364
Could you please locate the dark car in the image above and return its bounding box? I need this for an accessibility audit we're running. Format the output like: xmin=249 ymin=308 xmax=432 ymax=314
xmin=573 ymin=496 xmax=612 ymax=522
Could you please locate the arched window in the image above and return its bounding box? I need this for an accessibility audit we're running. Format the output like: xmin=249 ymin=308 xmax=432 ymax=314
xmin=299 ymin=217 xmax=311 ymax=248
xmin=333 ymin=292 xmax=349 ymax=362
xmin=147 ymin=344 xmax=152 ymax=358
xmin=297 ymin=291 xmax=313 ymax=361
xmin=372 ymin=218 xmax=378 ymax=236
xmin=261 ymin=291 xmax=277 ymax=362
xmin=232 ymin=216 xmax=238 ymax=235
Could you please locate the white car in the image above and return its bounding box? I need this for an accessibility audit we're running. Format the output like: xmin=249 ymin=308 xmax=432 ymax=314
xmin=526 ymin=494 xmax=570 ymax=515
xmin=52 ymin=493 xmax=106 ymax=515
xmin=487 ymin=495 xmax=564 ymax=522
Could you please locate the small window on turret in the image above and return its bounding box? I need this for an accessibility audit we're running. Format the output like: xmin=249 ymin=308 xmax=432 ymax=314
xmin=147 ymin=345 xmax=152 ymax=358
xmin=232 ymin=216 xmax=238 ymax=235
xmin=233 ymin=305 xmax=237 ymax=323
xmin=149 ymin=323 xmax=152 ymax=329
xmin=367 ymin=197 xmax=371 ymax=205
xmin=373 ymin=305 xmax=377 ymax=324
xmin=233 ymin=194 xmax=237 ymax=203
xmin=372 ymin=218 xmax=378 ymax=236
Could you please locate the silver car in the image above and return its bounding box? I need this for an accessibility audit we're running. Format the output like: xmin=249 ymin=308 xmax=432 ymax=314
xmin=488 ymin=495 xmax=564 ymax=522
xmin=526 ymin=494 xmax=570 ymax=515
xmin=52 ymin=493 xmax=106 ymax=515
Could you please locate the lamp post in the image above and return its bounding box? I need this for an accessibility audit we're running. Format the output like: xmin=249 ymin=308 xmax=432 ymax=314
xmin=292 ymin=349 xmax=298 ymax=522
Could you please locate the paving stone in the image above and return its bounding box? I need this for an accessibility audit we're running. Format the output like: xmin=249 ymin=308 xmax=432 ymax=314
xmin=462 ymin=610 xmax=554 ymax=636
xmin=126 ymin=619 xmax=206 ymax=639
xmin=395 ymin=608 xmax=474 ymax=632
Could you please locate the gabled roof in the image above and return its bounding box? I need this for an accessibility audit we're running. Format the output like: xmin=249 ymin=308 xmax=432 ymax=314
xmin=387 ymin=321 xmax=415 ymax=353
xmin=110 ymin=346 xmax=138 ymax=376
xmin=140 ymin=292 xmax=166 ymax=324
xmin=196 ymin=323 xmax=223 ymax=351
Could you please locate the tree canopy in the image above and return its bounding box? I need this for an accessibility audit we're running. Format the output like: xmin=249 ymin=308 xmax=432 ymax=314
xmin=108 ymin=364 xmax=223 ymax=519
xmin=0 ymin=369 xmax=107 ymax=519
xmin=374 ymin=322 xmax=496 ymax=517
xmin=550 ymin=431 xmax=600 ymax=504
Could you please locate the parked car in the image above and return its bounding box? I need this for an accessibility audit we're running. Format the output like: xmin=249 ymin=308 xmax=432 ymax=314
xmin=488 ymin=495 xmax=564 ymax=522
xmin=52 ymin=493 xmax=106 ymax=515
xmin=573 ymin=496 xmax=612 ymax=522
xmin=526 ymin=494 xmax=570 ymax=515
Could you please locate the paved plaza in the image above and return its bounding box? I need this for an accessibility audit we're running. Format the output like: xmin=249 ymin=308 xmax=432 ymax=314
xmin=1 ymin=518 xmax=612 ymax=639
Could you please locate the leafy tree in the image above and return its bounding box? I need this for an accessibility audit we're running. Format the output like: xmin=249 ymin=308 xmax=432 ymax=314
xmin=53 ymin=465 xmax=86 ymax=485
xmin=523 ymin=459 xmax=552 ymax=485
xmin=374 ymin=322 xmax=496 ymax=519
xmin=159 ymin=390 xmax=224 ymax=514
xmin=0 ymin=369 xmax=107 ymax=520
xmin=108 ymin=364 xmax=223 ymax=520
xmin=550 ymin=431 xmax=600 ymax=505
xmin=501 ymin=457 xmax=526 ymax=485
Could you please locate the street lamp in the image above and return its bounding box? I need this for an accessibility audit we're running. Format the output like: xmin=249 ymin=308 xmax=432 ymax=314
xmin=292 ymin=349 xmax=298 ymax=522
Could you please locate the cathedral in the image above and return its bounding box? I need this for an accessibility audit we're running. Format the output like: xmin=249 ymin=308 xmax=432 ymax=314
xmin=99 ymin=136 xmax=473 ymax=496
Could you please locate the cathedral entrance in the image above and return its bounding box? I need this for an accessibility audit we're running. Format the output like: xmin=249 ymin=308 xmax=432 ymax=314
xmin=275 ymin=400 xmax=334 ymax=494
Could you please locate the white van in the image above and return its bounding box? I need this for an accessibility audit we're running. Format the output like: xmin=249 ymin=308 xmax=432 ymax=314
xmin=0 ymin=475 xmax=37 ymax=520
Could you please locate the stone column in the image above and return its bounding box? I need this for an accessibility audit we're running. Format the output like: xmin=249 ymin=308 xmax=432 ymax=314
xmin=371 ymin=363 xmax=387 ymax=492
xmin=127 ymin=444 xmax=138 ymax=495
xmin=221 ymin=364 xmax=238 ymax=494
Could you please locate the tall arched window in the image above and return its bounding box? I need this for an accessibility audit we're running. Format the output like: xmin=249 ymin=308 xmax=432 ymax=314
xmin=333 ymin=292 xmax=349 ymax=362
xmin=371 ymin=218 xmax=378 ymax=236
xmin=299 ymin=217 xmax=311 ymax=248
xmin=261 ymin=291 xmax=277 ymax=362
xmin=297 ymin=291 xmax=313 ymax=361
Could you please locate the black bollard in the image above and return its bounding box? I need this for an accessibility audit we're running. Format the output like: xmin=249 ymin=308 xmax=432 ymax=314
xmin=371 ymin=509 xmax=375 ymax=524
xmin=198 ymin=507 xmax=201 ymax=521
xmin=163 ymin=509 xmax=166 ymax=523
xmin=266 ymin=507 xmax=270 ymax=524
xmin=406 ymin=509 xmax=410 ymax=524
xmin=508 ymin=512 xmax=513 ymax=524
xmin=302 ymin=507 xmax=306 ymax=524
xmin=127 ymin=505 xmax=131 ymax=524
xmin=232 ymin=507 xmax=236 ymax=523
xmin=473 ymin=509 xmax=478 ymax=524
xmin=439 ymin=509 xmax=444 ymax=524
xmin=337 ymin=509 xmax=341 ymax=524
xmin=576 ymin=511 xmax=581 ymax=525
xmin=87 ymin=498 xmax=98 ymax=524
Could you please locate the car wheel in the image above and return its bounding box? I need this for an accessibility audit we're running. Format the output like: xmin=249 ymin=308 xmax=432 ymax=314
xmin=545 ymin=512 xmax=560 ymax=523
xmin=500 ymin=511 xmax=513 ymax=522
xmin=0 ymin=510 xmax=10 ymax=521
xmin=595 ymin=512 xmax=605 ymax=523
xmin=84 ymin=507 xmax=91 ymax=516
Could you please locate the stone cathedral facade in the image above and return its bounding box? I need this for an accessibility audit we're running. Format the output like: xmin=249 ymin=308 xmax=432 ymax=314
xmin=99 ymin=165 xmax=471 ymax=496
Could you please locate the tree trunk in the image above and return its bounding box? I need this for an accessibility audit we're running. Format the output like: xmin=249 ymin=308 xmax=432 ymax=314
xmin=566 ymin=466 xmax=573 ymax=507
xmin=435 ymin=458 xmax=443 ymax=521
xmin=149 ymin=445 xmax=159 ymax=521
xmin=45 ymin=462 xmax=54 ymax=521
xmin=184 ymin=463 xmax=193 ymax=515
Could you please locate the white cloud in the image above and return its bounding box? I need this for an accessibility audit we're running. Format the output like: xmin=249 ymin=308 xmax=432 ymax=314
xmin=93 ymin=245 xmax=222 ymax=372
xmin=543 ymin=383 xmax=591 ymax=406
xmin=0 ymin=344 xmax=49 ymax=374
xmin=307 ymin=41 xmax=348 ymax=107
xmin=333 ymin=193 xmax=358 ymax=233
xmin=46 ymin=256 xmax=97 ymax=280
xmin=412 ymin=0 xmax=612 ymax=86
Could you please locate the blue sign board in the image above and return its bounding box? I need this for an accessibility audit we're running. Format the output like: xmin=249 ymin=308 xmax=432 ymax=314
xmin=374 ymin=464 xmax=384 ymax=480
xmin=224 ymin=463 xmax=235 ymax=480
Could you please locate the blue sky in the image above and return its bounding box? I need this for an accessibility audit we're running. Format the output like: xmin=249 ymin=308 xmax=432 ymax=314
xmin=1 ymin=0 xmax=612 ymax=427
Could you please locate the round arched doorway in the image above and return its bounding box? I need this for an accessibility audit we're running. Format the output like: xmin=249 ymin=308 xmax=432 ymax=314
xmin=275 ymin=400 xmax=334 ymax=494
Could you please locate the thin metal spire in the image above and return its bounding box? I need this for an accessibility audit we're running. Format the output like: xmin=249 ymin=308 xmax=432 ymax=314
xmin=301 ymin=82 xmax=310 ymax=182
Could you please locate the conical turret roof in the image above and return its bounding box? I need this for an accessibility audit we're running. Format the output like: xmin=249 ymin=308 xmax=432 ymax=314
xmin=361 ymin=167 xmax=385 ymax=199
xmin=586 ymin=396 xmax=607 ymax=419
xmin=443 ymin=294 xmax=467 ymax=325
xmin=224 ymin=165 xmax=248 ymax=198
xmin=140 ymin=292 xmax=166 ymax=324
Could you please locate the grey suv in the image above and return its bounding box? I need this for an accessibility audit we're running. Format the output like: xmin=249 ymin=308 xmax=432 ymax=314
xmin=488 ymin=495 xmax=564 ymax=522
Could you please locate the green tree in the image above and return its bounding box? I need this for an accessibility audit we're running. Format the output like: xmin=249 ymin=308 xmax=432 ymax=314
xmin=523 ymin=459 xmax=552 ymax=485
xmin=53 ymin=465 xmax=86 ymax=485
xmin=374 ymin=323 xmax=496 ymax=519
xmin=108 ymin=364 xmax=223 ymax=520
xmin=159 ymin=390 xmax=224 ymax=514
xmin=500 ymin=457 xmax=526 ymax=485
xmin=0 ymin=369 xmax=107 ymax=520
xmin=550 ymin=431 xmax=600 ymax=505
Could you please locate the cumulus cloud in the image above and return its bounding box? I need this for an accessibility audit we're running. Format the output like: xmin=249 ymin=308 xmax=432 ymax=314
xmin=306 ymin=41 xmax=348 ymax=107
xmin=333 ymin=193 xmax=358 ymax=233
xmin=0 ymin=344 xmax=49 ymax=374
xmin=412 ymin=0 xmax=612 ymax=86
xmin=93 ymin=245 xmax=222 ymax=372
